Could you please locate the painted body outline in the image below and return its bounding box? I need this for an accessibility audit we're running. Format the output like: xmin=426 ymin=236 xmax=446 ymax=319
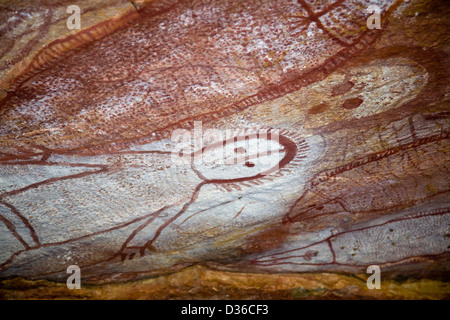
xmin=0 ymin=129 xmax=310 ymax=271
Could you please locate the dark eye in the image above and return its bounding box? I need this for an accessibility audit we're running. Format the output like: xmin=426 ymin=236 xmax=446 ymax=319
xmin=244 ymin=161 xmax=255 ymax=167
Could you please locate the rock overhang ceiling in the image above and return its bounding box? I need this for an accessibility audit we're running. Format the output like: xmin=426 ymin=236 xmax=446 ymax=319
xmin=0 ymin=0 xmax=448 ymax=298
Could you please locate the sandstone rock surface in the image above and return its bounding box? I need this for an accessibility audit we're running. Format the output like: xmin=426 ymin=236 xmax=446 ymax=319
xmin=0 ymin=0 xmax=449 ymax=299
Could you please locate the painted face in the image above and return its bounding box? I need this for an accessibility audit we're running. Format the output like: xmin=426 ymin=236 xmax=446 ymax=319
xmin=191 ymin=132 xmax=297 ymax=182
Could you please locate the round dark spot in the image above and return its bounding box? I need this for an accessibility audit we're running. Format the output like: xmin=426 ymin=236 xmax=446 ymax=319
xmin=308 ymin=103 xmax=329 ymax=115
xmin=341 ymin=97 xmax=364 ymax=109
xmin=389 ymin=228 xmax=394 ymax=232
xmin=244 ymin=161 xmax=255 ymax=167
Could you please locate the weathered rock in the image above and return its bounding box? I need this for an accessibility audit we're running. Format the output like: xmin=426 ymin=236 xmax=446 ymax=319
xmin=0 ymin=0 xmax=139 ymax=92
xmin=1 ymin=265 xmax=450 ymax=300
xmin=0 ymin=0 xmax=449 ymax=299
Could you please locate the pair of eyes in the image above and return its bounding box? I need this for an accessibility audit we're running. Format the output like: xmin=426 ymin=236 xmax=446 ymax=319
xmin=177 ymin=146 xmax=255 ymax=167
xmin=234 ymin=146 xmax=287 ymax=167
xmin=180 ymin=143 xmax=285 ymax=167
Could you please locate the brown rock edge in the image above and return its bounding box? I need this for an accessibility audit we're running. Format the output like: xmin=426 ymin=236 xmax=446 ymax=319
xmin=1 ymin=265 xmax=449 ymax=300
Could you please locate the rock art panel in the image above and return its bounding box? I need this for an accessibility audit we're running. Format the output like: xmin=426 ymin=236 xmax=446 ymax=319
xmin=0 ymin=0 xmax=448 ymax=297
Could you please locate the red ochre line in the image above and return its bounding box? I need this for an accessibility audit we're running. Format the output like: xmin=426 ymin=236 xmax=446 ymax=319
xmin=283 ymin=131 xmax=450 ymax=223
xmin=10 ymin=208 xmax=444 ymax=277
xmin=0 ymin=200 xmax=40 ymax=247
xmin=311 ymin=131 xmax=450 ymax=187
xmin=0 ymin=160 xmax=108 ymax=168
xmin=297 ymin=189 xmax=449 ymax=224
xmin=0 ymin=168 xmax=107 ymax=198
xmin=139 ymin=182 xmax=206 ymax=256
xmin=5 ymin=7 xmax=140 ymax=92
xmin=0 ymin=150 xmax=174 ymax=163
xmin=337 ymin=207 xmax=448 ymax=242
xmin=256 ymin=207 xmax=450 ymax=263
xmin=126 ymin=136 xmax=296 ymax=254
xmin=175 ymin=204 xmax=246 ymax=236
xmin=297 ymin=0 xmax=355 ymax=48
xmin=0 ymin=205 xmax=173 ymax=272
xmin=3 ymin=0 xmax=399 ymax=160
xmin=0 ymin=0 xmax=136 ymax=74
xmin=0 ymin=0 xmax=421 ymax=275
xmin=0 ymin=214 xmax=30 ymax=249
xmin=178 ymin=200 xmax=235 ymax=227
xmin=0 ymin=249 xmax=26 ymax=271
xmin=316 ymin=0 xmax=346 ymax=17
xmin=28 ymin=250 xmax=450 ymax=281
xmin=253 ymin=252 xmax=450 ymax=268
xmin=327 ymin=238 xmax=336 ymax=263
xmin=201 ymin=134 xmax=299 ymax=184
xmin=1 ymin=132 xmax=302 ymax=264
xmin=8 ymin=26 xmax=380 ymax=159
xmin=251 ymin=252 xmax=449 ymax=268
xmin=0 ymin=131 xmax=444 ymax=266
xmin=118 ymin=206 xmax=169 ymax=259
